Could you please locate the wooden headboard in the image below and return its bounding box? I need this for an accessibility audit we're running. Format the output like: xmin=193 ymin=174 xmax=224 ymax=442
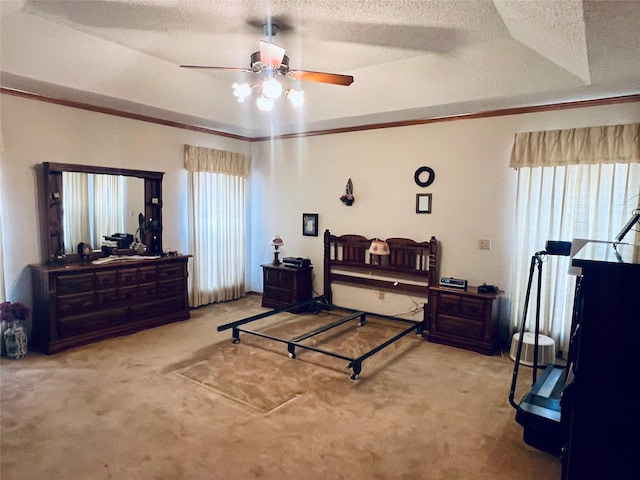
xmin=323 ymin=229 xmax=438 ymax=305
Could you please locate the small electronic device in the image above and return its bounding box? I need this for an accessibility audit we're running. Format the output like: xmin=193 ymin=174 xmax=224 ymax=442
xmin=439 ymin=277 xmax=468 ymax=289
xmin=103 ymin=233 xmax=133 ymax=249
xmin=478 ymin=283 xmax=499 ymax=294
xmin=283 ymin=257 xmax=311 ymax=268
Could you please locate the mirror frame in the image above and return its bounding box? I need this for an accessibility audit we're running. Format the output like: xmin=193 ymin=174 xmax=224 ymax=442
xmin=42 ymin=162 xmax=164 ymax=263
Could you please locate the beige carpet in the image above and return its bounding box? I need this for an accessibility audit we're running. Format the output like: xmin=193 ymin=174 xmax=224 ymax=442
xmin=1 ymin=295 xmax=561 ymax=480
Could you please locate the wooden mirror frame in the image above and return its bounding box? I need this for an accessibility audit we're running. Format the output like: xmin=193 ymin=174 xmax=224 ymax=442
xmin=42 ymin=162 xmax=164 ymax=263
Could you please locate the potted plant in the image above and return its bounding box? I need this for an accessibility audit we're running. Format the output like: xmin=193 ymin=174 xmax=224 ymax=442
xmin=1 ymin=301 xmax=30 ymax=359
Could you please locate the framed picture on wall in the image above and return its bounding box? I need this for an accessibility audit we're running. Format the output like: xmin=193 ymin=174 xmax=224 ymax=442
xmin=416 ymin=194 xmax=432 ymax=214
xmin=302 ymin=213 xmax=319 ymax=236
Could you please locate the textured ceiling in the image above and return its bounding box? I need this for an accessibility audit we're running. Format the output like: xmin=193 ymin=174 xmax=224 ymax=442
xmin=2 ymin=0 xmax=639 ymax=138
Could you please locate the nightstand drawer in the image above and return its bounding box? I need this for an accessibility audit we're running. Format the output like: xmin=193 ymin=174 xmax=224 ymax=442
xmin=264 ymin=286 xmax=294 ymax=303
xmin=460 ymin=298 xmax=486 ymax=320
xmin=439 ymin=293 xmax=460 ymax=314
xmin=264 ymin=269 xmax=294 ymax=289
xmin=436 ymin=314 xmax=484 ymax=340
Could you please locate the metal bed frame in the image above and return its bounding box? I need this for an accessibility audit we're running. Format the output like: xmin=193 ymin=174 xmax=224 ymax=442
xmin=217 ymin=296 xmax=425 ymax=379
xmin=218 ymin=230 xmax=438 ymax=379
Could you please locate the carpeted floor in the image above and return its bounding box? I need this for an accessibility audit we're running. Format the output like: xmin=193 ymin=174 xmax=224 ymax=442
xmin=1 ymin=295 xmax=561 ymax=480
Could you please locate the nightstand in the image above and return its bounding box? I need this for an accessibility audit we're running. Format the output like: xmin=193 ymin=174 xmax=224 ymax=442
xmin=427 ymin=286 xmax=502 ymax=355
xmin=261 ymin=263 xmax=313 ymax=313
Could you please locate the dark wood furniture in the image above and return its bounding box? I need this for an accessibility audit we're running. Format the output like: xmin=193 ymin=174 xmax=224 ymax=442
xmin=561 ymin=241 xmax=639 ymax=480
xmin=41 ymin=162 xmax=164 ymax=261
xmin=323 ymin=230 xmax=438 ymax=305
xmin=427 ymin=286 xmax=502 ymax=355
xmin=30 ymin=256 xmax=190 ymax=354
xmin=261 ymin=263 xmax=313 ymax=313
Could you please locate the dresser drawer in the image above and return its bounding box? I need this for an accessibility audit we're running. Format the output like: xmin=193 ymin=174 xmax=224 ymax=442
xmin=158 ymin=278 xmax=184 ymax=296
xmin=118 ymin=268 xmax=139 ymax=286
xmin=119 ymin=285 xmax=139 ymax=302
xmin=56 ymin=274 xmax=94 ymax=295
xmin=139 ymin=266 xmax=158 ymax=283
xmin=158 ymin=263 xmax=185 ymax=281
xmin=96 ymin=288 xmax=119 ymax=306
xmin=58 ymin=292 xmax=95 ymax=317
xmin=96 ymin=271 xmax=117 ymax=289
xmin=137 ymin=281 xmax=157 ymax=298
xmin=436 ymin=314 xmax=485 ymax=340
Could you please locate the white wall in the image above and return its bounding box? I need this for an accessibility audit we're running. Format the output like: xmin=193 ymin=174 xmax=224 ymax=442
xmin=249 ymin=103 xmax=640 ymax=328
xmin=2 ymin=92 xmax=639 ymax=340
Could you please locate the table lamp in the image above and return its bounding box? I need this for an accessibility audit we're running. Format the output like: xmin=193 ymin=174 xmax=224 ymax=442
xmin=271 ymin=235 xmax=284 ymax=265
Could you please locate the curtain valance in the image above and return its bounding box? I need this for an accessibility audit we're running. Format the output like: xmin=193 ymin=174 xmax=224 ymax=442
xmin=509 ymin=123 xmax=640 ymax=169
xmin=184 ymin=145 xmax=251 ymax=178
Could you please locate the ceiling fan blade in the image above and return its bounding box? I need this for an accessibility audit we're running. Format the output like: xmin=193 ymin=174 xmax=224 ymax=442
xmin=287 ymin=70 xmax=354 ymax=86
xmin=259 ymin=41 xmax=286 ymax=68
xmin=179 ymin=65 xmax=253 ymax=73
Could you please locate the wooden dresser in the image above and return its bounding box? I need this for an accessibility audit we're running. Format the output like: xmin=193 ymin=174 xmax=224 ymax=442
xmin=261 ymin=263 xmax=313 ymax=313
xmin=30 ymin=255 xmax=190 ymax=354
xmin=427 ymin=286 xmax=502 ymax=355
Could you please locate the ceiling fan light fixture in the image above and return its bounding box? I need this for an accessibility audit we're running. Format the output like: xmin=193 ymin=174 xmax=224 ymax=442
xmin=262 ymin=77 xmax=283 ymax=99
xmin=232 ymin=82 xmax=252 ymax=102
xmin=256 ymin=95 xmax=274 ymax=111
xmin=286 ymin=89 xmax=304 ymax=108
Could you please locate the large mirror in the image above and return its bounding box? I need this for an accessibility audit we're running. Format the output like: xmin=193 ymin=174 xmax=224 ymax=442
xmin=62 ymin=172 xmax=144 ymax=254
xmin=42 ymin=163 xmax=164 ymax=263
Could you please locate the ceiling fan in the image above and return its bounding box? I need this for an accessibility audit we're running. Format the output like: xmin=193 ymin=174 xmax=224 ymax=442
xmin=179 ymin=25 xmax=354 ymax=87
xmin=179 ymin=24 xmax=353 ymax=110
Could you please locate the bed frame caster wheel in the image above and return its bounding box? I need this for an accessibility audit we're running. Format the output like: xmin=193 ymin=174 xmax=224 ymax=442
xmin=288 ymin=352 xmax=296 ymax=359
xmin=287 ymin=344 xmax=296 ymax=359
xmin=232 ymin=338 xmax=240 ymax=344
xmin=349 ymin=361 xmax=362 ymax=380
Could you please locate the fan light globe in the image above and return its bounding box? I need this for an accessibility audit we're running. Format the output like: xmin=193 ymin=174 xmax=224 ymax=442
xmin=232 ymin=82 xmax=252 ymax=102
xmin=286 ymin=89 xmax=305 ymax=108
xmin=262 ymin=77 xmax=283 ymax=99
xmin=256 ymin=95 xmax=274 ymax=111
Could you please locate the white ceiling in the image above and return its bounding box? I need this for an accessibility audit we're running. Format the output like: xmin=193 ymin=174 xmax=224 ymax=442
xmin=2 ymin=0 xmax=640 ymax=138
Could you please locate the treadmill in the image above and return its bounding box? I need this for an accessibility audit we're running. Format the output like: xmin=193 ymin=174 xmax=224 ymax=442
xmin=508 ymin=240 xmax=572 ymax=455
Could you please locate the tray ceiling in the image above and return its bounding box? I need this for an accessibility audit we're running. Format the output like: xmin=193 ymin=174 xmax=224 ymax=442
xmin=2 ymin=0 xmax=639 ymax=138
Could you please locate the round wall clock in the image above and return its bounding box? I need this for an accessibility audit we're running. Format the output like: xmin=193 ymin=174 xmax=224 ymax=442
xmin=414 ymin=166 xmax=435 ymax=187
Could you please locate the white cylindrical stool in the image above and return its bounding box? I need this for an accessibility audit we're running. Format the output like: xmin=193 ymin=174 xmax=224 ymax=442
xmin=509 ymin=332 xmax=555 ymax=366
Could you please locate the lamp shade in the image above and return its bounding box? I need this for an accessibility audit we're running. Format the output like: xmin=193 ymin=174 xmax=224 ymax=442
xmin=271 ymin=235 xmax=284 ymax=247
xmin=368 ymin=239 xmax=390 ymax=255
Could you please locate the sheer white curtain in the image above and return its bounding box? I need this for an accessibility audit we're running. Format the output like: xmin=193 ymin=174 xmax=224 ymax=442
xmin=92 ymin=174 xmax=124 ymax=244
xmin=510 ymin=123 xmax=640 ymax=354
xmin=63 ymin=172 xmax=124 ymax=251
xmin=185 ymin=145 xmax=250 ymax=307
xmin=63 ymin=172 xmax=90 ymax=251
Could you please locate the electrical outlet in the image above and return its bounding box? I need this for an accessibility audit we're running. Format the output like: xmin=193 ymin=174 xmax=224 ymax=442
xmin=378 ymin=291 xmax=385 ymax=300
xmin=479 ymin=239 xmax=491 ymax=250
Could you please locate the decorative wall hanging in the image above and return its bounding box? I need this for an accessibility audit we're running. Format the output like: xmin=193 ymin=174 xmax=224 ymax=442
xmin=302 ymin=213 xmax=319 ymax=236
xmin=416 ymin=193 xmax=432 ymax=213
xmin=340 ymin=178 xmax=355 ymax=206
xmin=414 ymin=166 xmax=435 ymax=187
